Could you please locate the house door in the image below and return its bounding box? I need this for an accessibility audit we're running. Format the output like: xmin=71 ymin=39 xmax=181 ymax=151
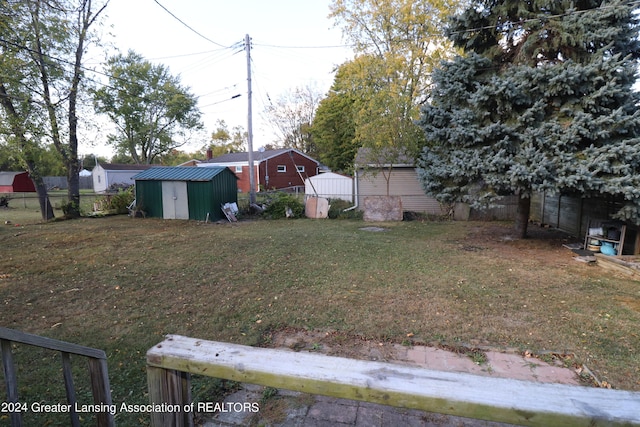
xmin=162 ymin=181 xmax=189 ymax=219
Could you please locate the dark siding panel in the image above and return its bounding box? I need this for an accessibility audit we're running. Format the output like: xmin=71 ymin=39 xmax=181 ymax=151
xmin=535 ymin=192 xmax=628 ymax=238
xmin=542 ymin=194 xmax=560 ymax=228
xmin=531 ymin=193 xmax=543 ymax=223
xmin=187 ymin=181 xmax=212 ymax=221
xmin=136 ymin=180 xmax=163 ymax=218
xmin=558 ymin=196 xmax=582 ymax=236
xmin=186 ymin=170 xmax=238 ymax=221
xmin=210 ymin=170 xmax=238 ymax=220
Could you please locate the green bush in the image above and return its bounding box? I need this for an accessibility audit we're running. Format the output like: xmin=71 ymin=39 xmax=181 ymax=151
xmin=109 ymin=187 xmax=135 ymax=214
xmin=328 ymin=199 xmax=362 ymax=219
xmin=93 ymin=186 xmax=134 ymax=214
xmin=61 ymin=200 xmax=80 ymax=217
xmin=262 ymin=192 xmax=305 ymax=219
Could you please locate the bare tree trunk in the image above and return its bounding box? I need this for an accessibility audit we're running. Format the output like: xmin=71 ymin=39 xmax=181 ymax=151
xmin=30 ymin=172 xmax=55 ymax=221
xmin=66 ymin=156 xmax=81 ymax=218
xmin=515 ymin=194 xmax=531 ymax=239
xmin=0 ymin=82 xmax=54 ymax=220
xmin=24 ymin=158 xmax=54 ymax=221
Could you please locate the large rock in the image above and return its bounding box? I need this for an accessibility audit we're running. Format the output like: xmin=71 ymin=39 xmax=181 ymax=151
xmin=363 ymin=196 xmax=403 ymax=221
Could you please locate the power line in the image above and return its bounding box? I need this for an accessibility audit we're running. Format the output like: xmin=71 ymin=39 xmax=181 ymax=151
xmin=199 ymin=94 xmax=242 ymax=109
xmin=0 ymin=36 xmax=245 ymax=110
xmin=146 ymin=47 xmax=236 ymax=61
xmin=253 ymin=42 xmax=354 ymax=49
xmin=152 ymin=0 xmax=232 ymax=49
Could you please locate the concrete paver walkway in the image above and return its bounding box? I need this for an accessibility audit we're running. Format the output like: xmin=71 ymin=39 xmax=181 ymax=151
xmin=200 ymin=343 xmax=582 ymax=426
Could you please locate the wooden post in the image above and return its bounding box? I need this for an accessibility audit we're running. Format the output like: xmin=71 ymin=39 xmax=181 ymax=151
xmin=1 ymin=339 xmax=21 ymax=427
xmin=147 ymin=366 xmax=192 ymax=427
xmin=88 ymin=358 xmax=115 ymax=427
xmin=61 ymin=352 xmax=81 ymax=427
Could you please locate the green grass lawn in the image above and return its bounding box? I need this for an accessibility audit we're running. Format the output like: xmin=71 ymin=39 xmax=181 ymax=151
xmin=1 ymin=215 xmax=639 ymax=426
xmin=0 ymin=190 xmax=101 ymax=225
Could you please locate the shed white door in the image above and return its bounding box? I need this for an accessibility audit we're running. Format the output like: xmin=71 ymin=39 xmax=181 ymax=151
xmin=162 ymin=181 xmax=189 ymax=219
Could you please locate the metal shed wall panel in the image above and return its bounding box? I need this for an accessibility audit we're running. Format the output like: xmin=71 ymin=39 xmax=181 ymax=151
xmin=0 ymin=172 xmax=36 ymax=193
xmin=206 ymin=170 xmax=237 ymax=220
xmin=190 ymin=169 xmax=238 ymax=221
xmin=135 ymin=180 xmax=163 ymax=218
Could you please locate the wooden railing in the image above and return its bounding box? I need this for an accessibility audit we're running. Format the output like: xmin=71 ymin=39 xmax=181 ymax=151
xmin=146 ymin=334 xmax=640 ymax=427
xmin=0 ymin=327 xmax=114 ymax=427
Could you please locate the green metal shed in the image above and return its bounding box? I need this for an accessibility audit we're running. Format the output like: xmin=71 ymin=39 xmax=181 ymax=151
xmin=133 ymin=167 xmax=238 ymax=221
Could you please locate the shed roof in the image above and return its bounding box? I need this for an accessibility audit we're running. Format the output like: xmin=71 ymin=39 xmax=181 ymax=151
xmin=204 ymin=148 xmax=320 ymax=165
xmin=307 ymin=172 xmax=352 ymax=181
xmin=0 ymin=171 xmax=26 ymax=186
xmin=133 ymin=166 xmax=234 ymax=182
xmin=354 ymin=147 xmax=415 ymax=167
xmin=97 ymin=163 xmax=153 ymax=171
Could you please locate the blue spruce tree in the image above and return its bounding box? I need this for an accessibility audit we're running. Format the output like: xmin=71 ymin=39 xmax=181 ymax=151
xmin=417 ymin=0 xmax=640 ymax=238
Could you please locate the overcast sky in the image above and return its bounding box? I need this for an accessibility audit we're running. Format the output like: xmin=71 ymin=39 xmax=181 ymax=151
xmin=82 ymin=0 xmax=353 ymax=158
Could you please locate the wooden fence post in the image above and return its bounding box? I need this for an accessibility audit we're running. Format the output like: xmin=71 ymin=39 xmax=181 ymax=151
xmin=147 ymin=366 xmax=192 ymax=427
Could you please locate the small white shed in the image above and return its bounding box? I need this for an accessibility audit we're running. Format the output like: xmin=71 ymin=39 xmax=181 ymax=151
xmin=92 ymin=163 xmax=151 ymax=193
xmin=305 ymin=172 xmax=353 ymax=203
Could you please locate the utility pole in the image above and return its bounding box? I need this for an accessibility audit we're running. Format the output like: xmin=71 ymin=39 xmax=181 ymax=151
xmin=245 ymin=34 xmax=256 ymax=205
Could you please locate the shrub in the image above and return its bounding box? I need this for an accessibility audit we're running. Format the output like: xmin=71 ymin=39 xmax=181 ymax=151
xmin=109 ymin=187 xmax=135 ymax=214
xmin=61 ymin=200 xmax=80 ymax=217
xmin=93 ymin=186 xmax=134 ymax=214
xmin=262 ymin=192 xmax=304 ymax=219
xmin=328 ymin=199 xmax=362 ymax=219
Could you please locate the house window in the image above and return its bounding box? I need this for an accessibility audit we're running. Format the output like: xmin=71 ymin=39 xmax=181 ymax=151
xmin=235 ymin=166 xmax=242 ymax=173
xmin=277 ymin=165 xmax=286 ymax=172
xmin=296 ymin=165 xmax=305 ymax=173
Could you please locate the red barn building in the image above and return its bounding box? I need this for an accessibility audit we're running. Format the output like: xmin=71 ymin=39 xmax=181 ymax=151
xmin=198 ymin=149 xmax=320 ymax=193
xmin=0 ymin=172 xmax=36 ymax=193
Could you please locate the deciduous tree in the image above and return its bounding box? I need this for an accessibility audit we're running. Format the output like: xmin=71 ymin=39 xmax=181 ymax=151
xmin=329 ymin=0 xmax=467 ymax=168
xmin=311 ymin=61 xmax=360 ymax=173
xmin=263 ymin=85 xmax=322 ymax=157
xmin=93 ymin=50 xmax=203 ymax=164
xmin=208 ymin=119 xmax=246 ymax=158
xmin=0 ymin=0 xmax=108 ymax=219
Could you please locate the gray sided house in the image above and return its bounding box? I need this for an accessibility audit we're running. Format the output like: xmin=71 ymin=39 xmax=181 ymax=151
xmin=355 ymin=147 xmax=518 ymax=220
xmin=354 ymin=148 xmax=446 ymax=216
xmin=133 ymin=167 xmax=237 ymax=221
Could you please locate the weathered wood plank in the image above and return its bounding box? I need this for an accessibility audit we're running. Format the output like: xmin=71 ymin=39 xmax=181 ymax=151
xmin=87 ymin=358 xmax=115 ymax=427
xmin=595 ymin=254 xmax=640 ymax=281
xmin=147 ymin=366 xmax=192 ymax=427
xmin=1 ymin=339 xmax=22 ymax=427
xmin=61 ymin=352 xmax=81 ymax=427
xmin=0 ymin=327 xmax=106 ymax=359
xmin=147 ymin=335 xmax=640 ymax=427
xmin=1 ymin=328 xmax=113 ymax=427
